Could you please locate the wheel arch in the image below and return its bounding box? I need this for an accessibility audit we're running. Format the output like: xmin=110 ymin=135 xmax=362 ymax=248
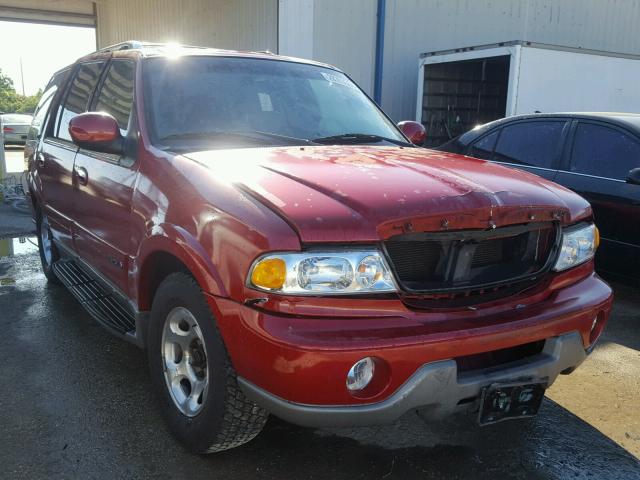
xmin=134 ymin=225 xmax=228 ymax=311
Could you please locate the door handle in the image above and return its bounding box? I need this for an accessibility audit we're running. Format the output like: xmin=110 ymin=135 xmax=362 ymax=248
xmin=75 ymin=166 xmax=88 ymax=186
xmin=36 ymin=152 xmax=45 ymax=168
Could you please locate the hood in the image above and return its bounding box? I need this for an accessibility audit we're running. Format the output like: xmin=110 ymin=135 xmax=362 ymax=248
xmin=185 ymin=146 xmax=591 ymax=242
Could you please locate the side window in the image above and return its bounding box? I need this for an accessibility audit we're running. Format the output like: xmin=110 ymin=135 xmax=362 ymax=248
xmin=468 ymin=130 xmax=499 ymax=160
xmin=94 ymin=60 xmax=135 ymax=134
xmin=28 ymin=93 xmax=55 ymax=142
xmin=493 ymin=121 xmax=565 ymax=169
xmin=28 ymin=70 xmax=69 ymax=142
xmin=55 ymin=62 xmax=105 ymax=142
xmin=569 ymin=123 xmax=640 ymax=180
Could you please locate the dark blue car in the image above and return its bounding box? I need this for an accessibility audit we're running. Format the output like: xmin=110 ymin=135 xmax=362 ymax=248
xmin=437 ymin=113 xmax=640 ymax=281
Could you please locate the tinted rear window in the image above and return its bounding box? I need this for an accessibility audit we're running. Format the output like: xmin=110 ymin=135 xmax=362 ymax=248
xmin=94 ymin=60 xmax=135 ymax=132
xmin=569 ymin=123 xmax=640 ymax=180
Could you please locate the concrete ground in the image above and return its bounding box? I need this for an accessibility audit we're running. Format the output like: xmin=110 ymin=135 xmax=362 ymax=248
xmin=0 ymin=241 xmax=638 ymax=479
xmin=1 ymin=146 xmax=33 ymax=240
xmin=3 ymin=145 xmax=27 ymax=174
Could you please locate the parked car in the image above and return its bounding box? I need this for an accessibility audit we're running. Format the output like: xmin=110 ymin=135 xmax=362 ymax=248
xmin=436 ymin=113 xmax=640 ymax=281
xmin=2 ymin=113 xmax=33 ymax=145
xmin=27 ymin=42 xmax=611 ymax=454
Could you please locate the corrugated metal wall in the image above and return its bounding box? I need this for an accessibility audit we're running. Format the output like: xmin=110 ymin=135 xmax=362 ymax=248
xmin=382 ymin=0 xmax=640 ymax=121
xmin=278 ymin=0 xmax=377 ymax=94
xmin=311 ymin=0 xmax=377 ymax=94
xmin=96 ymin=0 xmax=277 ymax=52
xmin=94 ymin=0 xmax=640 ymax=123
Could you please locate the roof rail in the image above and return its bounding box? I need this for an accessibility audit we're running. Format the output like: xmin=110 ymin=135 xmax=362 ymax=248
xmin=96 ymin=41 xmax=147 ymax=54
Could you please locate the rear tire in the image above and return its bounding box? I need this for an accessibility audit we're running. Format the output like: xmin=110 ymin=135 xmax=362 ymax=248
xmin=36 ymin=207 xmax=60 ymax=284
xmin=147 ymin=272 xmax=268 ymax=453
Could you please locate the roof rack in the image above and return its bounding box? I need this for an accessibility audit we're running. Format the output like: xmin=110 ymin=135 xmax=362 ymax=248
xmin=96 ymin=41 xmax=157 ymax=54
xmin=95 ymin=41 xmax=214 ymax=55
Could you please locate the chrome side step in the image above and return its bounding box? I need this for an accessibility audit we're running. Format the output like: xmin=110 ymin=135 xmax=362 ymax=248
xmin=52 ymin=260 xmax=136 ymax=334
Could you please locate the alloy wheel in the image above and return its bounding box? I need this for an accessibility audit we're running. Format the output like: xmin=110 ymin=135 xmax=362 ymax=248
xmin=161 ymin=306 xmax=209 ymax=417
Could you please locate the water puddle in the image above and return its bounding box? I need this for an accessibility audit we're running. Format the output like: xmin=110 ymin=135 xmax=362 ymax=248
xmin=0 ymin=236 xmax=38 ymax=258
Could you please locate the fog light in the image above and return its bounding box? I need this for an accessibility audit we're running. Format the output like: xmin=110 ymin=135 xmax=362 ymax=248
xmin=346 ymin=357 xmax=375 ymax=392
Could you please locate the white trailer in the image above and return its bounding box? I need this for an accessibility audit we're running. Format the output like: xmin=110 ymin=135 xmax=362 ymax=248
xmin=416 ymin=41 xmax=640 ymax=146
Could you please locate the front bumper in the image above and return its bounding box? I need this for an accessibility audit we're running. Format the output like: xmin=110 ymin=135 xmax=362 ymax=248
xmin=238 ymin=331 xmax=586 ymax=427
xmin=207 ymin=271 xmax=612 ymax=423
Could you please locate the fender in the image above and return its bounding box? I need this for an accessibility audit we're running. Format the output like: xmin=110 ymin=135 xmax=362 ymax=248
xmin=132 ymin=223 xmax=227 ymax=311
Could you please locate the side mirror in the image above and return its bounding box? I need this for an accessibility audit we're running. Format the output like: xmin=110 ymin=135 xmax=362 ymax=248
xmin=627 ymin=167 xmax=640 ymax=185
xmin=397 ymin=121 xmax=426 ymax=146
xmin=69 ymin=112 xmax=123 ymax=154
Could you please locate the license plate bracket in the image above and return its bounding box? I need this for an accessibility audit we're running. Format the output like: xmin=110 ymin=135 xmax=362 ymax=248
xmin=478 ymin=380 xmax=546 ymax=426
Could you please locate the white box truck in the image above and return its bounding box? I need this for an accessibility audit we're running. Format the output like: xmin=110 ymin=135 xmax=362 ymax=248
xmin=417 ymin=41 xmax=640 ymax=147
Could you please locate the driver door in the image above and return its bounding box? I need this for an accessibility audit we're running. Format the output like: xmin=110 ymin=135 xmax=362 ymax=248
xmin=72 ymin=59 xmax=138 ymax=293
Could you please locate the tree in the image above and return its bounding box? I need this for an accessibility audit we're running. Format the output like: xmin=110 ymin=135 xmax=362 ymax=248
xmin=16 ymin=89 xmax=42 ymax=114
xmin=0 ymin=68 xmax=42 ymax=114
xmin=0 ymin=69 xmax=18 ymax=113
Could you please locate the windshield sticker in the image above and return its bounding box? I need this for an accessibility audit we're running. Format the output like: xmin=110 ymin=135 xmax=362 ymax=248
xmin=258 ymin=92 xmax=274 ymax=112
xmin=321 ymin=72 xmax=356 ymax=89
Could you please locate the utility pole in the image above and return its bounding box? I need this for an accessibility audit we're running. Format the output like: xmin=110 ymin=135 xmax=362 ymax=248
xmin=19 ymin=58 xmax=25 ymax=96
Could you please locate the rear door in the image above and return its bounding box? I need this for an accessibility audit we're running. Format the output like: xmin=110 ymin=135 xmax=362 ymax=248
xmin=72 ymin=59 xmax=138 ymax=291
xmin=39 ymin=61 xmax=106 ymax=251
xmin=555 ymin=120 xmax=640 ymax=278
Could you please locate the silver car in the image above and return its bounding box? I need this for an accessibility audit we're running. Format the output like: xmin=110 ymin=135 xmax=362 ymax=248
xmin=2 ymin=114 xmax=33 ymax=145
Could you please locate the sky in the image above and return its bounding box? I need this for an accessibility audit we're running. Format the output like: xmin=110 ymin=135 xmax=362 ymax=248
xmin=0 ymin=21 xmax=96 ymax=96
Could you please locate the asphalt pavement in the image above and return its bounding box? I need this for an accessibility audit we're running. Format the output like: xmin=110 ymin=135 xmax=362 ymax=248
xmin=0 ymin=239 xmax=638 ymax=479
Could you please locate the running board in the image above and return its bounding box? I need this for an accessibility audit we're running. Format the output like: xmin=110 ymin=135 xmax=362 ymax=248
xmin=52 ymin=259 xmax=137 ymax=335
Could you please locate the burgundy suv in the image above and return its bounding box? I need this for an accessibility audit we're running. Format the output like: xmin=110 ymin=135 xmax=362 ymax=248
xmin=26 ymin=42 xmax=612 ymax=453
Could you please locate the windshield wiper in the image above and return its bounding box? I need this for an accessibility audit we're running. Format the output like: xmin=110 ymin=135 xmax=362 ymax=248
xmin=247 ymin=130 xmax=316 ymax=145
xmin=312 ymin=133 xmax=412 ymax=147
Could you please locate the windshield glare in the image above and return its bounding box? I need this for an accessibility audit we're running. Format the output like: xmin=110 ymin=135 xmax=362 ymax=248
xmin=144 ymin=56 xmax=405 ymax=149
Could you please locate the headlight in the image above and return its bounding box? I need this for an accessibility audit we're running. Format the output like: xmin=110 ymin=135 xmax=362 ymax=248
xmin=249 ymin=250 xmax=396 ymax=295
xmin=553 ymin=223 xmax=599 ymax=272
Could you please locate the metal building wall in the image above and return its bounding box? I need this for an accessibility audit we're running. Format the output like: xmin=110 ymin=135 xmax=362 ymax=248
xmin=278 ymin=0 xmax=377 ymax=94
xmin=312 ymin=0 xmax=377 ymax=94
xmin=382 ymin=0 xmax=640 ymax=121
xmin=95 ymin=0 xmax=277 ymax=52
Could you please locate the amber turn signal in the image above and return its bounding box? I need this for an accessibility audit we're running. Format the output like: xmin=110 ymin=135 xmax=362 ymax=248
xmin=251 ymin=258 xmax=286 ymax=290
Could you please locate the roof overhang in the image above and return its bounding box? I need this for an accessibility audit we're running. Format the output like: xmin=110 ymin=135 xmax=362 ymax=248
xmin=0 ymin=0 xmax=95 ymax=28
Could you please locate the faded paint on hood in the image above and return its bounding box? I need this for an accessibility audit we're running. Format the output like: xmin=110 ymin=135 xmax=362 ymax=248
xmin=185 ymin=146 xmax=591 ymax=242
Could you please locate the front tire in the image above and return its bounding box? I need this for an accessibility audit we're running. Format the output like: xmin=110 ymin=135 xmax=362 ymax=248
xmin=147 ymin=272 xmax=268 ymax=453
xmin=36 ymin=207 xmax=60 ymax=284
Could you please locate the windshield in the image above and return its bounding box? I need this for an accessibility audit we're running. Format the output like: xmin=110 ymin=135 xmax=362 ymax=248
xmin=143 ymin=56 xmax=406 ymax=150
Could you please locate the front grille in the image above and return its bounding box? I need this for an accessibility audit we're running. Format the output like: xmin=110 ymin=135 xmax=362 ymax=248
xmin=384 ymin=222 xmax=558 ymax=304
